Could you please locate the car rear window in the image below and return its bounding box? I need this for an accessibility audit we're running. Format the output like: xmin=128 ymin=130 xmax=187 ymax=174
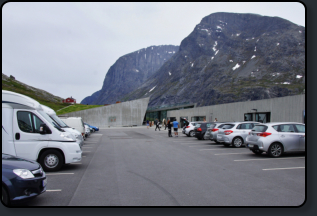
xmin=209 ymin=124 xmax=216 ymax=129
xmin=252 ymin=125 xmax=268 ymax=132
xmin=294 ymin=124 xmax=305 ymax=133
xmin=221 ymin=124 xmax=235 ymax=129
xmin=206 ymin=123 xmax=212 ymax=128
xmin=217 ymin=124 xmax=226 ymax=128
xmin=195 ymin=124 xmax=201 ymax=128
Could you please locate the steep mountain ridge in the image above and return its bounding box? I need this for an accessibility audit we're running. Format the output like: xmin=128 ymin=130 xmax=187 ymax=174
xmin=81 ymin=45 xmax=179 ymax=105
xmin=122 ymin=12 xmax=305 ymax=107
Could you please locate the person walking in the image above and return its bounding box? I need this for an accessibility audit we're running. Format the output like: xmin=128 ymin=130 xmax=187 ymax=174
xmin=214 ymin=118 xmax=218 ymax=122
xmin=173 ymin=119 xmax=179 ymax=137
xmin=162 ymin=118 xmax=167 ymax=130
xmin=167 ymin=120 xmax=172 ymax=137
xmin=155 ymin=119 xmax=160 ymax=131
xmin=146 ymin=119 xmax=149 ymax=129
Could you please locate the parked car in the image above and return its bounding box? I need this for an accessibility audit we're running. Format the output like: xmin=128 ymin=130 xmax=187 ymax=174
xmin=84 ymin=124 xmax=91 ymax=137
xmin=246 ymin=122 xmax=305 ymax=157
xmin=85 ymin=123 xmax=99 ymax=132
xmin=217 ymin=122 xmax=260 ymax=147
xmin=184 ymin=122 xmax=201 ymax=137
xmin=60 ymin=117 xmax=86 ymax=140
xmin=194 ymin=122 xmax=213 ymax=140
xmin=208 ymin=122 xmax=234 ymax=143
xmin=2 ymin=90 xmax=82 ymax=172
xmin=204 ymin=122 xmax=227 ymax=140
xmin=2 ymin=153 xmax=47 ymax=206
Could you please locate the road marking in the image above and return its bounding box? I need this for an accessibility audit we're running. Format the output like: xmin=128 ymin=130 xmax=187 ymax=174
xmin=189 ymin=145 xmax=223 ymax=147
xmin=46 ymin=173 xmax=74 ymax=175
xmin=234 ymin=157 xmax=305 ymax=161
xmin=199 ymin=149 xmax=228 ymax=151
xmin=263 ymin=167 xmax=305 ymax=171
xmin=46 ymin=189 xmax=62 ymax=192
xmin=215 ymin=153 xmax=251 ymax=155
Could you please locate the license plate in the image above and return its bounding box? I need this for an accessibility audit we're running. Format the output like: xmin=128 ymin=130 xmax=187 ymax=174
xmin=248 ymin=144 xmax=254 ymax=148
xmin=43 ymin=179 xmax=47 ymax=187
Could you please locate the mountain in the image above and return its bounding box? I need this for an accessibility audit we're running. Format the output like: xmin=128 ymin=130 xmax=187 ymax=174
xmin=122 ymin=12 xmax=305 ymax=108
xmin=81 ymin=45 xmax=179 ymax=105
xmin=2 ymin=73 xmax=68 ymax=111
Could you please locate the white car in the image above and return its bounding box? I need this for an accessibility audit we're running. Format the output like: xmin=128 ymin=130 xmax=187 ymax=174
xmin=84 ymin=125 xmax=90 ymax=137
xmin=184 ymin=122 xmax=199 ymax=137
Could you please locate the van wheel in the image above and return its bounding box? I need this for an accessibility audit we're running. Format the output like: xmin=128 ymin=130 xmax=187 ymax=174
xmin=2 ymin=186 xmax=10 ymax=206
xmin=232 ymin=137 xmax=243 ymax=148
xmin=268 ymin=143 xmax=283 ymax=157
xmin=39 ymin=150 xmax=63 ymax=172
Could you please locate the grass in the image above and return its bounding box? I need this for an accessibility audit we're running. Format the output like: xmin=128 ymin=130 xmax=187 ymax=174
xmin=56 ymin=104 xmax=103 ymax=115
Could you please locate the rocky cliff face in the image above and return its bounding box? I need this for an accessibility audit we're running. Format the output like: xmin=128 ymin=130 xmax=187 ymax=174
xmin=81 ymin=45 xmax=179 ymax=105
xmin=122 ymin=12 xmax=305 ymax=108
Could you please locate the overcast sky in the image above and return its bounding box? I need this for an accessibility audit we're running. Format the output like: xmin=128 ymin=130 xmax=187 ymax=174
xmin=2 ymin=2 xmax=305 ymax=103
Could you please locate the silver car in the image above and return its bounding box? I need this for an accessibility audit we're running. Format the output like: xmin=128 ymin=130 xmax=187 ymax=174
xmin=204 ymin=122 xmax=227 ymax=141
xmin=246 ymin=122 xmax=305 ymax=157
xmin=217 ymin=122 xmax=260 ymax=147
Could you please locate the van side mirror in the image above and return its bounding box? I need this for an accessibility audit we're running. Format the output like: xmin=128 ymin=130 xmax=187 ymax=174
xmin=39 ymin=124 xmax=50 ymax=135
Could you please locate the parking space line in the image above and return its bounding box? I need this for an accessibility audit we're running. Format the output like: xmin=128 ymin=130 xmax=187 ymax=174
xmin=199 ymin=149 xmax=228 ymax=151
xmin=46 ymin=173 xmax=74 ymax=175
xmin=46 ymin=189 xmax=62 ymax=192
xmin=189 ymin=145 xmax=223 ymax=147
xmin=234 ymin=157 xmax=305 ymax=161
xmin=263 ymin=167 xmax=305 ymax=171
xmin=215 ymin=153 xmax=251 ymax=155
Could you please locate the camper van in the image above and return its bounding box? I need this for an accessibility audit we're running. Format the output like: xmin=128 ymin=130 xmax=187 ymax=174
xmin=59 ymin=117 xmax=86 ymax=140
xmin=41 ymin=105 xmax=84 ymax=147
xmin=2 ymin=90 xmax=82 ymax=171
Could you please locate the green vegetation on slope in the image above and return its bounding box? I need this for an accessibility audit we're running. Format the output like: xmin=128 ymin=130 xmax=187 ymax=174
xmin=56 ymin=104 xmax=103 ymax=115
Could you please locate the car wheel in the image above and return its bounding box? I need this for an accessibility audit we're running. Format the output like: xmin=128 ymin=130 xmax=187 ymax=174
xmin=251 ymin=149 xmax=263 ymax=155
xmin=202 ymin=133 xmax=205 ymax=140
xmin=39 ymin=150 xmax=64 ymax=171
xmin=268 ymin=143 xmax=283 ymax=157
xmin=232 ymin=137 xmax=243 ymax=148
xmin=2 ymin=186 xmax=10 ymax=206
xmin=189 ymin=131 xmax=195 ymax=137
xmin=93 ymin=128 xmax=95 ymax=132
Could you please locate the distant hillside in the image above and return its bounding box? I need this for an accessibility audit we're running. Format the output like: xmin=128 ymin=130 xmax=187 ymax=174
xmin=2 ymin=73 xmax=68 ymax=111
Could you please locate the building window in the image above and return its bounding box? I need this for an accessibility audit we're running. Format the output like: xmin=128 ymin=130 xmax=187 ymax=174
xmin=191 ymin=116 xmax=206 ymax=122
xmin=244 ymin=113 xmax=253 ymax=121
xmin=255 ymin=113 xmax=271 ymax=123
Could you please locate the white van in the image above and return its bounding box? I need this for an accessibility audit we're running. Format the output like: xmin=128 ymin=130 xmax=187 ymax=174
xmin=2 ymin=90 xmax=82 ymax=171
xmin=41 ymin=105 xmax=84 ymax=147
xmin=59 ymin=117 xmax=86 ymax=140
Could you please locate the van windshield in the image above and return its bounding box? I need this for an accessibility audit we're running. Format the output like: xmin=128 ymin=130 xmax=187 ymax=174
xmin=50 ymin=114 xmax=69 ymax=128
xmin=38 ymin=110 xmax=64 ymax=132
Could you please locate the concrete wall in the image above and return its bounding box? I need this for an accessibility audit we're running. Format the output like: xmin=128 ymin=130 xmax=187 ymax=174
xmin=167 ymin=94 xmax=305 ymax=123
xmin=60 ymin=97 xmax=150 ymax=127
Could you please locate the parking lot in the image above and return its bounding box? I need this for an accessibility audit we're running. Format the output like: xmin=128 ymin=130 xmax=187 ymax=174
xmin=24 ymin=126 xmax=305 ymax=206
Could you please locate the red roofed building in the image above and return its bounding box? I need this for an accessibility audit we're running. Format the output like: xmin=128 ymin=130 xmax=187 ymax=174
xmin=62 ymin=96 xmax=76 ymax=104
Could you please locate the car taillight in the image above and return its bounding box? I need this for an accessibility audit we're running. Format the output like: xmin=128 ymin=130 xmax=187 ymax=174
xmin=224 ymin=130 xmax=233 ymax=135
xmin=82 ymin=133 xmax=84 ymax=136
xmin=257 ymin=132 xmax=272 ymax=137
xmin=197 ymin=128 xmax=202 ymax=132
xmin=186 ymin=126 xmax=190 ymax=128
xmin=212 ymin=128 xmax=219 ymax=132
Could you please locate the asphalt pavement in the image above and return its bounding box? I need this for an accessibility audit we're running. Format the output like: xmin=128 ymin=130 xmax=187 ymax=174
xmin=24 ymin=126 xmax=305 ymax=206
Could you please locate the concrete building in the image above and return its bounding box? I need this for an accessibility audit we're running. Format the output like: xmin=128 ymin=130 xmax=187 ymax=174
xmin=167 ymin=94 xmax=305 ymax=124
xmin=59 ymin=97 xmax=150 ymax=127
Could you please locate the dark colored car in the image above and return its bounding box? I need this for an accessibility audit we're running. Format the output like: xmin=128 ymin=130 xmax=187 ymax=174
xmin=2 ymin=153 xmax=47 ymax=206
xmin=194 ymin=122 xmax=213 ymax=140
